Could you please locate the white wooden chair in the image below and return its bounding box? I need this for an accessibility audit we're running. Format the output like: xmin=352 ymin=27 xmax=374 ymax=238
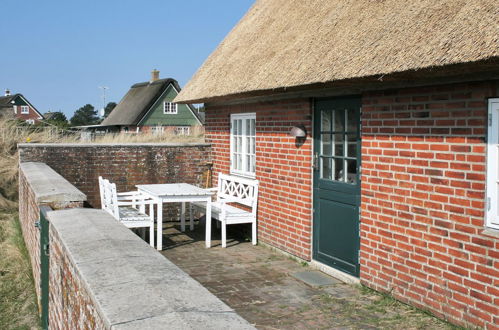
xmin=191 ymin=174 xmax=259 ymax=248
xmin=98 ymin=176 xmax=155 ymax=247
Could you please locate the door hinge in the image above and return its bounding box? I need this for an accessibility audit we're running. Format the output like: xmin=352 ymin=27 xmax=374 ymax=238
xmin=489 ymin=113 xmax=493 ymax=127
xmin=43 ymin=243 xmax=50 ymax=256
xmin=34 ymin=221 xmax=41 ymax=229
xmin=313 ymin=152 xmax=319 ymax=170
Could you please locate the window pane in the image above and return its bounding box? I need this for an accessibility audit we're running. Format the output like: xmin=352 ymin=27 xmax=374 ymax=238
xmin=251 ymin=137 xmax=256 ymax=154
xmin=334 ymin=158 xmax=344 ymax=181
xmin=321 ymin=110 xmax=331 ymax=131
xmin=246 ymin=119 xmax=250 ymax=136
xmin=347 ymin=134 xmax=357 ymax=158
xmin=347 ymin=159 xmax=357 ymax=184
xmin=333 ymin=110 xmax=344 ymax=132
xmin=251 ymin=119 xmax=256 ymax=136
xmin=334 ymin=133 xmax=344 ymax=157
xmin=322 ymin=133 xmax=332 ymax=156
xmin=246 ymin=137 xmax=251 ymax=153
xmin=321 ymin=157 xmax=331 ymax=180
xmin=347 ymin=108 xmax=357 ymax=133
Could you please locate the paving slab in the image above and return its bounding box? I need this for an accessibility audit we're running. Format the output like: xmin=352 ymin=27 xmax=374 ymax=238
xmin=291 ymin=270 xmax=341 ymax=287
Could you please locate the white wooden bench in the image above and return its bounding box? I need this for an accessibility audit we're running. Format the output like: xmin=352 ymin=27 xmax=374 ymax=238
xmin=191 ymin=174 xmax=259 ymax=248
xmin=99 ymin=176 xmax=155 ymax=247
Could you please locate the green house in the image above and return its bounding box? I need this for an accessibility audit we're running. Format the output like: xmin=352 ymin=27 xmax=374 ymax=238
xmin=101 ymin=71 xmax=203 ymax=134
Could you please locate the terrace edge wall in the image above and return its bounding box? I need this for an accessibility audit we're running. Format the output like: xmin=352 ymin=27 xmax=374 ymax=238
xmin=18 ymin=162 xmax=86 ymax=304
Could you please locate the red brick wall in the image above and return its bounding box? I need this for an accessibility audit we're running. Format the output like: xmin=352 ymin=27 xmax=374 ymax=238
xmin=206 ymin=99 xmax=313 ymax=259
xmin=19 ymin=144 xmax=211 ymax=209
xmin=360 ymin=80 xmax=499 ymax=329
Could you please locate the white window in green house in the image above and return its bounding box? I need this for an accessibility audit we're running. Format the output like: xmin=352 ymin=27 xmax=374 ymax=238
xmin=21 ymin=105 xmax=29 ymax=114
xmin=163 ymin=102 xmax=177 ymax=114
xmin=230 ymin=113 xmax=256 ymax=178
xmin=486 ymin=98 xmax=499 ymax=230
xmin=175 ymin=126 xmax=190 ymax=135
xmin=151 ymin=126 xmax=164 ymax=135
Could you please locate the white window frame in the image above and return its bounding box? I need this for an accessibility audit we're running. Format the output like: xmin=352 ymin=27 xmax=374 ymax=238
xmin=21 ymin=105 xmax=29 ymax=114
xmin=230 ymin=113 xmax=256 ymax=178
xmin=175 ymin=126 xmax=190 ymax=135
xmin=26 ymin=119 xmax=35 ymax=125
xmin=151 ymin=126 xmax=165 ymax=135
xmin=163 ymin=102 xmax=178 ymax=114
xmin=486 ymin=98 xmax=499 ymax=230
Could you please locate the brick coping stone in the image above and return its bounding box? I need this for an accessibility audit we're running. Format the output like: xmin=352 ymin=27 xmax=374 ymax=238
xmin=20 ymin=162 xmax=87 ymax=203
xmin=47 ymin=208 xmax=254 ymax=329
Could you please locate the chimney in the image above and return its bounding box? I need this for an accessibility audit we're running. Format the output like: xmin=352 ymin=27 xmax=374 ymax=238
xmin=4 ymin=89 xmax=10 ymax=96
xmin=150 ymin=69 xmax=160 ymax=82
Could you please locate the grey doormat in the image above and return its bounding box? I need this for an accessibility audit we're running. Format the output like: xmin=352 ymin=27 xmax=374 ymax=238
xmin=291 ymin=270 xmax=341 ymax=287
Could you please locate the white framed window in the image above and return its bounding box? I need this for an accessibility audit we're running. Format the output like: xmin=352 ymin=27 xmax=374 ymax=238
xmin=486 ymin=98 xmax=499 ymax=230
xmin=175 ymin=126 xmax=190 ymax=135
xmin=230 ymin=113 xmax=256 ymax=178
xmin=163 ymin=102 xmax=177 ymax=114
xmin=151 ymin=126 xmax=165 ymax=135
xmin=21 ymin=105 xmax=29 ymax=114
xmin=26 ymin=119 xmax=35 ymax=125
xmin=13 ymin=105 xmax=17 ymax=114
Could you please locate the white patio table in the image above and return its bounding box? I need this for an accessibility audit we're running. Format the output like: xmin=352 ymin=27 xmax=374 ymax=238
xmin=136 ymin=183 xmax=213 ymax=250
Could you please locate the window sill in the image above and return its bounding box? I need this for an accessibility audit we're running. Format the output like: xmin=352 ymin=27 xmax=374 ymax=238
xmin=481 ymin=228 xmax=499 ymax=239
xmin=229 ymin=171 xmax=256 ymax=180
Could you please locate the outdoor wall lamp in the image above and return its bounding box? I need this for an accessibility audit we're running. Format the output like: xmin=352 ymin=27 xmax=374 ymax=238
xmin=290 ymin=124 xmax=307 ymax=138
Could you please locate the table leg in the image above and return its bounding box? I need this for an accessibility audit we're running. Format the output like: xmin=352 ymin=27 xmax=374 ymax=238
xmin=181 ymin=202 xmax=186 ymax=232
xmin=157 ymin=200 xmax=163 ymax=250
xmin=205 ymin=197 xmax=212 ymax=248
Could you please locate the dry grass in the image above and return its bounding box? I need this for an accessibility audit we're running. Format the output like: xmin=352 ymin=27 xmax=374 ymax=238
xmin=0 ymin=210 xmax=39 ymax=329
xmin=0 ymin=116 xmax=204 ymax=209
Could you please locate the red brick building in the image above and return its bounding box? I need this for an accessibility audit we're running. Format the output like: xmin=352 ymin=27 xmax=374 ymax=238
xmin=0 ymin=89 xmax=44 ymax=124
xmin=175 ymin=1 xmax=499 ymax=328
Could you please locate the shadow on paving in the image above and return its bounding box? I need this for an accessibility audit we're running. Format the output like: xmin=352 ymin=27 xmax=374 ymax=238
xmin=160 ymin=221 xmax=457 ymax=330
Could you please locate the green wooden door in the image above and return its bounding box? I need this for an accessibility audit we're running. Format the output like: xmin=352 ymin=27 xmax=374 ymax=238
xmin=313 ymin=96 xmax=361 ymax=277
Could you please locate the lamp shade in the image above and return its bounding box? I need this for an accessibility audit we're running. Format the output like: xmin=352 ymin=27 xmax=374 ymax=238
xmin=290 ymin=124 xmax=307 ymax=138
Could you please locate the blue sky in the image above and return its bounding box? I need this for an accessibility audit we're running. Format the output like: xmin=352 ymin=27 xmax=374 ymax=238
xmin=0 ymin=1 xmax=254 ymax=118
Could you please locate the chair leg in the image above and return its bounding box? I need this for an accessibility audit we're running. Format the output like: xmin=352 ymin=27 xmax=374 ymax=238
xmin=221 ymin=221 xmax=227 ymax=248
xmin=189 ymin=203 xmax=194 ymax=231
xmin=149 ymin=223 xmax=154 ymax=247
xmin=252 ymin=220 xmax=257 ymax=245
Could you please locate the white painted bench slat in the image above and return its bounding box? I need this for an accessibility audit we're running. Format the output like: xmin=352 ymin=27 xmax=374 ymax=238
xmin=191 ymin=174 xmax=259 ymax=248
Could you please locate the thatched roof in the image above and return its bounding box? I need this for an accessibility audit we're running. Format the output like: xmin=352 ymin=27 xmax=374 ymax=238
xmin=175 ymin=0 xmax=499 ymax=103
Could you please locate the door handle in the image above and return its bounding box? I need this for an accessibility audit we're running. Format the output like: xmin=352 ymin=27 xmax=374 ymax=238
xmin=313 ymin=152 xmax=319 ymax=170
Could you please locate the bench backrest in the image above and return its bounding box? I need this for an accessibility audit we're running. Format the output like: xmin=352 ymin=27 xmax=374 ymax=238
xmin=217 ymin=174 xmax=259 ymax=211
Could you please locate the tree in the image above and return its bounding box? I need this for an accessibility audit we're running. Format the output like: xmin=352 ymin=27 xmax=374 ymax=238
xmin=103 ymin=102 xmax=117 ymax=118
xmin=70 ymin=104 xmax=99 ymax=126
xmin=45 ymin=111 xmax=68 ymax=128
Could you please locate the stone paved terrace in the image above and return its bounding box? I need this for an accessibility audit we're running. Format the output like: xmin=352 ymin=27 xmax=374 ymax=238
xmin=160 ymin=222 xmax=458 ymax=330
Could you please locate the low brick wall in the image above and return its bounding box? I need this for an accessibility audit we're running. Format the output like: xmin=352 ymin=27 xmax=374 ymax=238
xmin=18 ymin=143 xmax=212 ymax=208
xmin=18 ymin=162 xmax=86 ymax=302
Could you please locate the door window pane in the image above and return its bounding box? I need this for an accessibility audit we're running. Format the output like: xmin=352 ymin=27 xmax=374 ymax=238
xmin=347 ymin=159 xmax=357 ymax=184
xmin=321 ymin=110 xmax=331 ymax=131
xmin=321 ymin=157 xmax=332 ymax=180
xmin=322 ymin=134 xmax=332 ymax=156
xmin=334 ymin=133 xmax=344 ymax=157
xmin=334 ymin=158 xmax=344 ymax=181
xmin=347 ymin=108 xmax=357 ymax=133
xmin=333 ymin=110 xmax=344 ymax=132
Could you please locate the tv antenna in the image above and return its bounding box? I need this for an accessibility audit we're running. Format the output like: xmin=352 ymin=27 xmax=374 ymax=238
xmin=99 ymin=86 xmax=109 ymax=117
